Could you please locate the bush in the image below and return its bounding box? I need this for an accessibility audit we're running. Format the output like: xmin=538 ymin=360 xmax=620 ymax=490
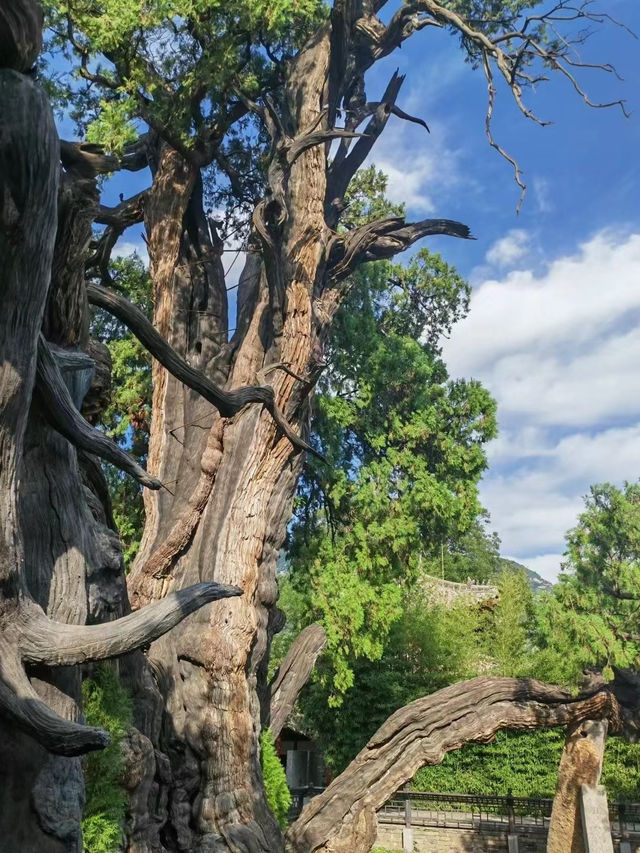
xmin=260 ymin=728 xmax=292 ymax=828
xmin=81 ymin=664 xmax=133 ymax=853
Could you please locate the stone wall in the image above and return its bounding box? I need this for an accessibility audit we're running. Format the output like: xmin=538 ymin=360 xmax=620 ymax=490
xmin=374 ymin=822 xmax=640 ymax=852
xmin=421 ymin=575 xmax=498 ymax=608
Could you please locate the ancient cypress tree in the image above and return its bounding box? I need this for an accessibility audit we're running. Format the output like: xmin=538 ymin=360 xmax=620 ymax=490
xmin=1 ymin=2 xmax=637 ymax=853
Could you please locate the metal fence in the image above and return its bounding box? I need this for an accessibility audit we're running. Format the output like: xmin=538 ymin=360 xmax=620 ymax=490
xmin=289 ymin=787 xmax=640 ymax=837
xmin=378 ymin=790 xmax=551 ymax=833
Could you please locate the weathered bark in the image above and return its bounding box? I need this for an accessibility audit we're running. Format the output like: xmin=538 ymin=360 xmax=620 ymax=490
xmin=0 ymin=13 xmax=244 ymax=852
xmin=285 ymin=677 xmax=623 ymax=853
xmin=547 ymin=719 xmax=608 ymax=853
xmin=117 ymin=10 xmax=475 ymax=850
xmin=268 ymin=625 xmax=327 ymax=740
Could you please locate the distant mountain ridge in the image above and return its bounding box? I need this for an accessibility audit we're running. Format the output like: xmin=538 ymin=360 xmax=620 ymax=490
xmin=498 ymin=557 xmax=553 ymax=594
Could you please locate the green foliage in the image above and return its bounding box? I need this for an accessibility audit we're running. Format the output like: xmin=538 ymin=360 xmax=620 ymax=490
xmin=285 ymin=174 xmax=496 ymax=698
xmin=86 ymin=97 xmax=138 ymax=155
xmin=414 ymin=729 xmax=565 ymax=798
xmin=532 ymin=482 xmax=640 ymax=684
xmin=43 ymin=0 xmax=327 ymax=145
xmin=260 ymin=728 xmax=291 ymax=829
xmin=294 ymin=585 xmax=484 ymax=773
xmin=82 ymin=664 xmax=133 ymax=853
xmin=602 ymin=739 xmax=640 ymax=801
xmin=482 ymin=569 xmax=535 ymax=677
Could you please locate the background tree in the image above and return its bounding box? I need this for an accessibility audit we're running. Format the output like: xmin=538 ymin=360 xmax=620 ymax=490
xmin=1 ymin=1 xmax=634 ymax=852
xmin=534 ymin=482 xmax=640 ymax=682
xmin=283 ymin=181 xmax=497 ymax=694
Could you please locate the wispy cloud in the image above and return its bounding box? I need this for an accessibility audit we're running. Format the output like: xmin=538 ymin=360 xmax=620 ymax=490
xmin=366 ymin=117 xmax=464 ymax=217
xmin=485 ymin=229 xmax=529 ymax=267
xmin=113 ymin=239 xmax=149 ymax=265
xmin=443 ymin=229 xmax=640 ymax=580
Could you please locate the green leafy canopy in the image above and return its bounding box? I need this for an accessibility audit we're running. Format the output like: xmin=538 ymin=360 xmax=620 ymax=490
xmin=282 ymin=170 xmax=497 ymax=699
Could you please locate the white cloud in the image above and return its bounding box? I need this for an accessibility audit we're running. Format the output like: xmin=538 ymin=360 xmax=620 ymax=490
xmin=113 ymin=239 xmax=149 ymax=265
xmin=533 ymin=177 xmax=553 ymax=214
xmin=445 ymin=231 xmax=640 ymax=384
xmin=443 ymin=230 xmax=640 ymax=581
xmin=485 ymin=229 xmax=529 ymax=267
xmin=366 ymin=118 xmax=463 ymax=216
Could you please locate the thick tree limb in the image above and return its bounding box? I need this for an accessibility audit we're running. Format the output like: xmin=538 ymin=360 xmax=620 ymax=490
xmin=0 ymin=639 xmax=109 ymax=757
xmin=35 ymin=335 xmax=163 ymax=490
xmin=326 ymin=216 xmax=472 ymax=282
xmin=285 ymin=676 xmax=626 ymax=853
xmin=20 ymin=582 xmax=242 ymax=666
xmin=60 ymin=140 xmax=118 ymax=178
xmin=269 ymin=624 xmax=327 ymax=739
xmin=86 ymin=283 xmax=323 ymax=460
xmin=95 ymin=190 xmax=147 ymax=228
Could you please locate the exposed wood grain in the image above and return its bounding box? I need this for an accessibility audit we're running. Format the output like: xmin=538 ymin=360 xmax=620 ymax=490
xmin=0 ymin=0 xmax=42 ymax=72
xmin=285 ymin=677 xmax=620 ymax=853
xmin=269 ymin=625 xmax=327 ymax=739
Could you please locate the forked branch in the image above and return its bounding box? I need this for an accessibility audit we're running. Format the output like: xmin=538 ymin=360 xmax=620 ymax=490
xmin=326 ymin=216 xmax=472 ymax=282
xmin=86 ymin=283 xmax=323 ymax=460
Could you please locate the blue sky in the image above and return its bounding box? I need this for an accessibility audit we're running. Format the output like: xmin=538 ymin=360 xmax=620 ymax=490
xmin=362 ymin=0 xmax=640 ymax=581
xmin=67 ymin=2 xmax=640 ymax=582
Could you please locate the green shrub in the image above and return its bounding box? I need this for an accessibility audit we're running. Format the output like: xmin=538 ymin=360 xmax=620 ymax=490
xmin=81 ymin=664 xmax=133 ymax=853
xmin=413 ymin=728 xmax=640 ymax=801
xmin=260 ymin=728 xmax=291 ymax=828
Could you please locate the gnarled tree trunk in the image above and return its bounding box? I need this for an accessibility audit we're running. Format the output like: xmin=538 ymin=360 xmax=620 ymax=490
xmin=285 ymin=677 xmax=628 ymax=853
xmin=123 ymin=34 xmax=332 ymax=852
xmin=0 ymin=9 xmax=240 ymax=850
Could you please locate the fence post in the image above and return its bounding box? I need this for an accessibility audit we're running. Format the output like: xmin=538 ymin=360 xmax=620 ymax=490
xmin=618 ymin=802 xmax=632 ymax=853
xmin=507 ymin=789 xmax=516 ymax=834
xmin=506 ymin=789 xmax=519 ymax=853
xmin=402 ymin=786 xmax=413 ymax=853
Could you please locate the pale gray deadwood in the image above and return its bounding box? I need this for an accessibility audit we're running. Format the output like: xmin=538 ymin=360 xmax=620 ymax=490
xmin=285 ymin=677 xmax=624 ymax=853
xmin=269 ymin=624 xmax=327 ymax=740
xmin=20 ymin=582 xmax=242 ymax=666
xmin=86 ymin=281 xmax=323 ymax=459
xmin=35 ymin=334 xmax=163 ymax=489
xmin=0 ymin=639 xmax=109 ymax=756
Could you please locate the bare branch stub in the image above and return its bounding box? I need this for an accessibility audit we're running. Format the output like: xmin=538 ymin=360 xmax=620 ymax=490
xmin=269 ymin=624 xmax=327 ymax=739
